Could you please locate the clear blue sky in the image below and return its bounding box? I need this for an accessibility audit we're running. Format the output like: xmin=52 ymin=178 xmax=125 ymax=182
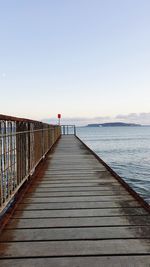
xmin=0 ymin=0 xmax=150 ymax=123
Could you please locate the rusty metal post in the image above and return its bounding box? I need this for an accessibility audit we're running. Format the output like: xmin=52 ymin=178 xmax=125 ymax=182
xmin=0 ymin=121 xmax=2 ymax=206
xmin=74 ymin=125 xmax=76 ymax=135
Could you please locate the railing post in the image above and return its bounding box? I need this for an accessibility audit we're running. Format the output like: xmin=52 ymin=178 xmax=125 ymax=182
xmin=27 ymin=122 xmax=31 ymax=175
xmin=0 ymin=121 xmax=2 ymax=207
xmin=74 ymin=125 xmax=76 ymax=136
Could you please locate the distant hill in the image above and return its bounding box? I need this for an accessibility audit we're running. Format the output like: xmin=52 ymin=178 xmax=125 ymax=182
xmin=86 ymin=122 xmax=141 ymax=127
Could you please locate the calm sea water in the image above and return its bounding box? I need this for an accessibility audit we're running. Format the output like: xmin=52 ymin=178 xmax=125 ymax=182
xmin=77 ymin=126 xmax=150 ymax=204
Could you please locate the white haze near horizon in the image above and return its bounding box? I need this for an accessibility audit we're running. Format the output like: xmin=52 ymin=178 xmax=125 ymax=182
xmin=43 ymin=112 xmax=150 ymax=126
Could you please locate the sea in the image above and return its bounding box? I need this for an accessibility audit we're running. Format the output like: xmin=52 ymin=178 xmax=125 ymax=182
xmin=77 ymin=126 xmax=150 ymax=204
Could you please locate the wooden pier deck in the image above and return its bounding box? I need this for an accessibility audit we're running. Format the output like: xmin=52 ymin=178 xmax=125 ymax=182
xmin=0 ymin=135 xmax=150 ymax=266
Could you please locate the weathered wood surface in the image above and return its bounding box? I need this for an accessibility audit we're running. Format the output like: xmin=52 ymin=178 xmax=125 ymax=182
xmin=0 ymin=135 xmax=150 ymax=267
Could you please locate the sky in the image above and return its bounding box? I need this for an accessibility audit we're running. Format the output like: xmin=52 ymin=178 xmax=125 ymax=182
xmin=0 ymin=0 xmax=150 ymax=125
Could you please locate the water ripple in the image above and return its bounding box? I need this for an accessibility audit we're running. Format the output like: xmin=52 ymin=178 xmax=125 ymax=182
xmin=77 ymin=126 xmax=150 ymax=204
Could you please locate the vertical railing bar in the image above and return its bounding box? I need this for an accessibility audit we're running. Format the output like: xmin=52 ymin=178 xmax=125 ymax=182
xmin=0 ymin=121 xmax=3 ymax=206
xmin=8 ymin=122 xmax=12 ymax=197
xmin=60 ymin=125 xmax=76 ymax=136
xmin=14 ymin=121 xmax=17 ymax=191
xmin=27 ymin=122 xmax=30 ymax=175
xmin=3 ymin=122 xmax=7 ymax=204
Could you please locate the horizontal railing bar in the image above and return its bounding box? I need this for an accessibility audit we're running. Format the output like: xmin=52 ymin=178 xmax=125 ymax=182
xmin=0 ymin=114 xmax=45 ymax=123
xmin=0 ymin=127 xmax=57 ymax=138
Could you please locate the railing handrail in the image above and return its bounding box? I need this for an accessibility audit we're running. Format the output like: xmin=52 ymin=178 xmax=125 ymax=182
xmin=0 ymin=114 xmax=45 ymax=123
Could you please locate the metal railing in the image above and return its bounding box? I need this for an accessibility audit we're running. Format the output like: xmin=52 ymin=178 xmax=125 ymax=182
xmin=61 ymin=125 xmax=76 ymax=135
xmin=0 ymin=115 xmax=61 ymax=213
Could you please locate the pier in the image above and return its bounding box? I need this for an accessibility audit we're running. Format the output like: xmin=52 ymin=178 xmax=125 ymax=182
xmin=0 ymin=115 xmax=150 ymax=266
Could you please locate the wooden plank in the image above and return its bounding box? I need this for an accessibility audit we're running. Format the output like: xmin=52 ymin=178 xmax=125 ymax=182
xmin=42 ymin=173 xmax=107 ymax=177
xmin=25 ymin=190 xmax=128 ymax=197
xmin=0 ymin=240 xmax=150 ymax=258
xmin=27 ymin=185 xmax=125 ymax=192
xmin=0 ymin=256 xmax=150 ymax=267
xmin=21 ymin=195 xmax=136 ymax=203
xmin=31 ymin=182 xmax=120 ymax=187
xmin=13 ymin=208 xmax=148 ymax=219
xmin=27 ymin=182 xmax=126 ymax=188
xmin=5 ymin=216 xmax=150 ymax=229
xmin=17 ymin=200 xmax=141 ymax=211
xmin=40 ymin=176 xmax=111 ymax=180
xmin=44 ymin=169 xmax=105 ymax=172
xmin=34 ymin=179 xmax=116 ymax=184
xmin=41 ymin=176 xmax=110 ymax=180
xmin=43 ymin=170 xmax=106 ymax=174
xmin=1 ymin=226 xmax=150 ymax=241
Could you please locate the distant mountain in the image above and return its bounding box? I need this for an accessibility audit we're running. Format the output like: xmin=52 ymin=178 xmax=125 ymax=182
xmin=86 ymin=122 xmax=141 ymax=127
